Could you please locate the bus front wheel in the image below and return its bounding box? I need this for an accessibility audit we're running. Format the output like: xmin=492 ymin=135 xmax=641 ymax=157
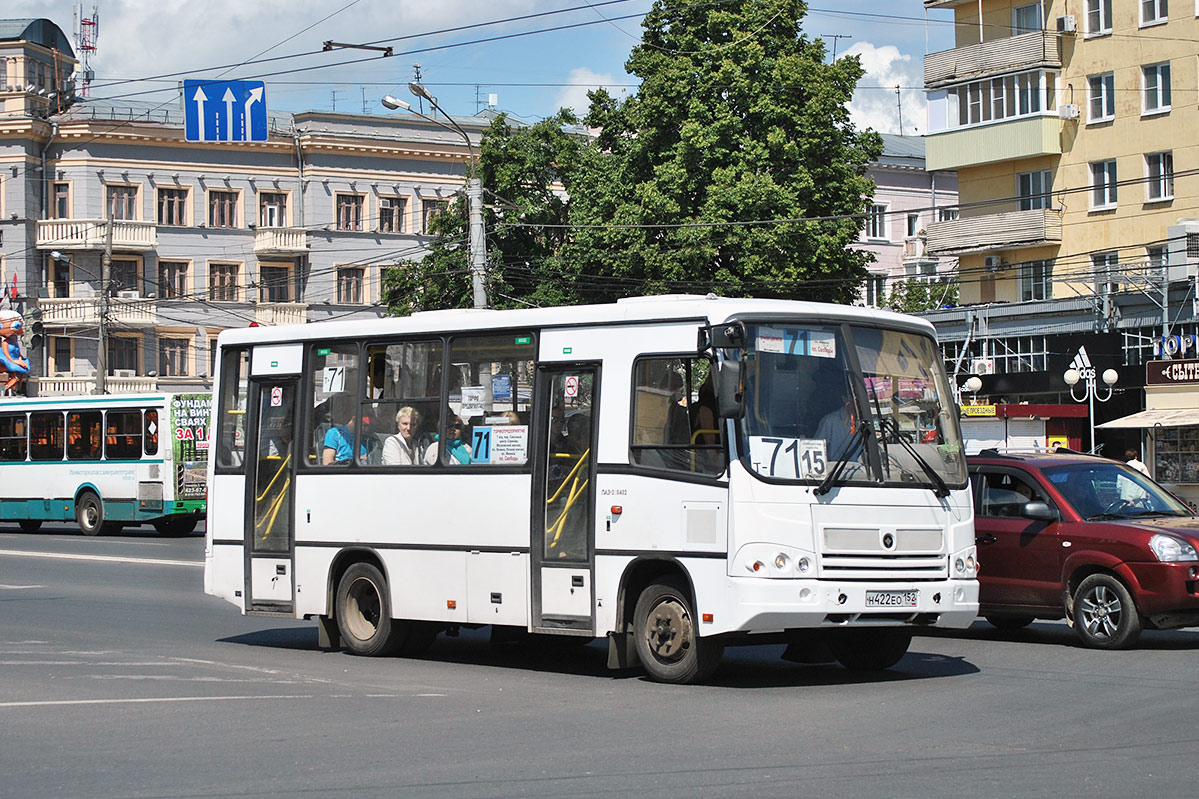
xmin=75 ymin=492 xmax=105 ymax=537
xmin=632 ymin=577 xmax=723 ymax=684
xmin=335 ymin=562 xmax=406 ymax=657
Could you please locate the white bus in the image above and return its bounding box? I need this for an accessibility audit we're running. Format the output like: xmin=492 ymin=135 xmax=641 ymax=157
xmin=204 ymin=296 xmax=977 ymax=683
xmin=0 ymin=392 xmax=210 ymax=535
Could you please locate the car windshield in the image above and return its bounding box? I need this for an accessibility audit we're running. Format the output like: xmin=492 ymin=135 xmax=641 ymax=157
xmin=735 ymin=321 xmax=966 ymax=489
xmin=1042 ymin=462 xmax=1193 ymax=520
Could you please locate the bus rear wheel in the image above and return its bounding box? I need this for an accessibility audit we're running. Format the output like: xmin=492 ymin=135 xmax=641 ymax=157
xmin=633 ymin=577 xmax=723 ymax=684
xmin=75 ymin=492 xmax=105 ymax=537
xmin=335 ymin=562 xmax=406 ymax=657
xmin=153 ymin=517 xmax=198 ymax=536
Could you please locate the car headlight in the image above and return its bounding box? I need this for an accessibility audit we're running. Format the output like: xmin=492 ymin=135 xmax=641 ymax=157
xmin=1149 ymin=533 xmax=1199 ymax=563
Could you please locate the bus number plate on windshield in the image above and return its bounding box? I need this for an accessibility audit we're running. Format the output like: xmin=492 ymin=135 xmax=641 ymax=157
xmin=748 ymin=437 xmax=827 ymax=479
xmin=865 ymin=590 xmax=918 ymax=608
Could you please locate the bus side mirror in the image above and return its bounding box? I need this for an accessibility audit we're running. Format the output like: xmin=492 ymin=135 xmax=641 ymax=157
xmin=715 ymin=360 xmax=744 ymax=419
xmin=709 ymin=322 xmax=745 ymax=349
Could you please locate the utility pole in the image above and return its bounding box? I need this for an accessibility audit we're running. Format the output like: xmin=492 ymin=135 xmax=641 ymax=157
xmin=896 ymin=85 xmax=904 ymax=136
xmin=95 ymin=218 xmax=111 ymax=394
xmin=824 ymin=33 xmax=852 ymax=60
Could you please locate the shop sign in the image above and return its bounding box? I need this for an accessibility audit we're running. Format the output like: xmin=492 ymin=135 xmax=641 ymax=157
xmin=1153 ymin=333 xmax=1199 ymax=359
xmin=961 ymin=404 xmax=997 ymax=417
xmin=1146 ymin=358 xmax=1199 ymax=385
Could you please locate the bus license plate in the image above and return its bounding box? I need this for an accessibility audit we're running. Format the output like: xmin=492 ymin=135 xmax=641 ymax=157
xmin=865 ymin=590 xmax=918 ymax=608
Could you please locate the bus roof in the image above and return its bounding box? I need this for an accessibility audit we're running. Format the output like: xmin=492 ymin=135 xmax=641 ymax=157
xmin=216 ymin=295 xmax=936 ymax=347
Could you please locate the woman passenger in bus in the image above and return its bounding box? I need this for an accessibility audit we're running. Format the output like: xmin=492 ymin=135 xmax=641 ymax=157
xmin=426 ymin=416 xmax=472 ymax=465
xmin=321 ymin=393 xmax=359 ymax=466
xmin=382 ymin=406 xmax=435 ymax=466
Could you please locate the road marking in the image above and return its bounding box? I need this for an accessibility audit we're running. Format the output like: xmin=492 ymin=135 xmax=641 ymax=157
xmin=0 ymin=549 xmax=199 ymax=568
xmin=0 ymin=694 xmax=314 ymax=708
xmin=0 ymin=584 xmax=44 ymax=589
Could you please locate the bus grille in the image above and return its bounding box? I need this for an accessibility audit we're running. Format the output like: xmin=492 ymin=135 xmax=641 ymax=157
xmin=819 ymin=526 xmax=947 ymax=579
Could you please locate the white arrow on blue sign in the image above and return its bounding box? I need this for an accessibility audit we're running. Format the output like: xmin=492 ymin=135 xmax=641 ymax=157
xmin=183 ymin=79 xmax=268 ymax=142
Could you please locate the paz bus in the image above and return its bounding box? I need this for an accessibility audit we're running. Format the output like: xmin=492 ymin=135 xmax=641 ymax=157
xmin=0 ymin=392 xmax=210 ymax=535
xmin=203 ymin=296 xmax=978 ymax=683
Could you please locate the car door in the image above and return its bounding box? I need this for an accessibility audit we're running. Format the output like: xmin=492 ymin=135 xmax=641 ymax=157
xmin=971 ymin=465 xmax=1065 ymax=613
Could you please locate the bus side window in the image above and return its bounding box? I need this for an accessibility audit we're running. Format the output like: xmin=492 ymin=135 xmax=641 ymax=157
xmin=630 ymin=356 xmax=724 ymax=475
xmin=67 ymin=411 xmax=103 ymax=461
xmin=309 ymin=343 xmax=360 ymax=467
xmin=215 ymin=347 xmax=250 ymax=471
xmin=106 ymin=410 xmax=142 ymax=460
xmin=446 ymin=333 xmax=535 ymax=466
xmin=0 ymin=414 xmax=27 ymax=461
xmin=144 ymin=410 xmax=159 ymax=456
xmin=30 ymin=412 xmax=65 ymax=461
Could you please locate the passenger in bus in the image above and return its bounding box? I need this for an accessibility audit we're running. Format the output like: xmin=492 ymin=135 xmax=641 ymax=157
xmin=816 ymin=382 xmax=861 ymax=460
xmin=265 ymin=417 xmax=293 ymax=458
xmin=321 ymin=393 xmax=359 ymax=465
xmin=426 ymin=416 xmax=472 ymax=465
xmin=382 ymin=406 xmax=435 ymax=466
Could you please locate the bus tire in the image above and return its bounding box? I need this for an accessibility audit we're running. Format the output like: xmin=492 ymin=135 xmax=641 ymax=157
xmin=633 ymin=577 xmax=723 ymax=684
xmin=335 ymin=562 xmax=406 ymax=657
xmin=17 ymin=520 xmax=41 ymax=533
xmin=75 ymin=491 xmax=105 ymax=537
xmin=829 ymin=629 xmax=912 ymax=671
xmin=154 ymin=517 xmax=198 ymax=536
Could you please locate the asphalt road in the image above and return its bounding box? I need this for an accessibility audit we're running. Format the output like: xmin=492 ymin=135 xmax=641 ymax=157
xmin=2 ymin=526 xmax=1198 ymax=798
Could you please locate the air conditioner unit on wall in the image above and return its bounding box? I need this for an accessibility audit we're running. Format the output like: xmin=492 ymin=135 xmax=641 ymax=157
xmin=117 ymin=290 xmax=140 ymax=299
xmin=1056 ymin=14 xmax=1077 ymax=33
xmin=971 ymin=358 xmax=995 ymax=376
xmin=112 ymin=369 xmax=135 ymax=378
xmin=1058 ymin=104 xmax=1080 ymax=120
xmin=984 ymin=255 xmax=1006 ymax=272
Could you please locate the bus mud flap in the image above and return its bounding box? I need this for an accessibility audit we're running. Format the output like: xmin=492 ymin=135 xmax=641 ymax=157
xmin=607 ymin=629 xmax=640 ymax=670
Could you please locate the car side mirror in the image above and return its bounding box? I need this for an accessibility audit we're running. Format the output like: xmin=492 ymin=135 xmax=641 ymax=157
xmin=1021 ymin=501 xmax=1057 ymax=521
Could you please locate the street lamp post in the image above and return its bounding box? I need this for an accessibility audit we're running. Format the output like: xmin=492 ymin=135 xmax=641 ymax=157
xmin=1064 ymin=366 xmax=1117 ymax=454
xmin=382 ymin=85 xmax=487 ymax=309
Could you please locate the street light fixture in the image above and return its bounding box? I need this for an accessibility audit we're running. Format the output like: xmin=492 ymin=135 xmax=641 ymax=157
xmin=382 ymin=84 xmax=487 ymax=309
xmin=1064 ymin=367 xmax=1117 ymax=454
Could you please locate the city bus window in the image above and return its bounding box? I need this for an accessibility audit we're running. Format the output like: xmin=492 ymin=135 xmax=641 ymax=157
xmin=367 ymin=340 xmax=443 ymax=467
xmin=0 ymin=414 xmax=27 ymax=461
xmin=67 ymin=411 xmax=103 ymax=461
xmin=309 ymin=343 xmax=362 ymax=467
xmin=443 ymin=333 xmax=534 ymax=466
xmin=215 ymin=347 xmax=249 ymax=470
xmin=630 ymin=356 xmax=724 ymax=475
xmin=30 ymin=412 xmax=65 ymax=461
xmin=105 ymin=410 xmax=142 ymax=460
xmin=144 ymin=410 xmax=159 ymax=456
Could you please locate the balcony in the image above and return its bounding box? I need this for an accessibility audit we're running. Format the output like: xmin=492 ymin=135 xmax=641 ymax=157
xmin=903 ymin=236 xmax=929 ymax=260
xmin=925 ymin=31 xmax=1061 ymax=88
xmin=40 ymin=297 xmax=158 ymax=327
xmin=255 ymin=302 xmax=308 ymax=326
xmin=925 ymin=115 xmax=1061 ymax=172
xmin=37 ymin=219 xmax=157 ymax=251
xmin=32 ymin=374 xmax=158 ymax=396
xmin=254 ymin=227 xmax=309 ymax=255
xmin=926 ymin=208 xmax=1062 ymax=256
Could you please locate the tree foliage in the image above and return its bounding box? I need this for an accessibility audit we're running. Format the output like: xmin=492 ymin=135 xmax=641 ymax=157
xmin=383 ymin=0 xmax=881 ymax=314
xmin=887 ymin=277 xmax=959 ymax=313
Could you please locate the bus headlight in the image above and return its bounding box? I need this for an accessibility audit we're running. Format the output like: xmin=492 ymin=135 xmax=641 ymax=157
xmin=797 ymin=557 xmax=811 ymax=574
xmin=952 ymin=546 xmax=978 ymax=579
xmin=774 ymin=553 xmax=789 ymax=570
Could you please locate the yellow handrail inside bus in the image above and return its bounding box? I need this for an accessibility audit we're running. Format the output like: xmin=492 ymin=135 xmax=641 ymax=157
xmin=546 ymin=448 xmax=590 ymax=550
xmin=546 ymin=448 xmax=588 ymax=504
xmin=689 ymin=428 xmax=720 ymax=471
xmin=255 ymin=453 xmax=291 ymax=502
xmin=256 ymin=477 xmax=290 ymax=543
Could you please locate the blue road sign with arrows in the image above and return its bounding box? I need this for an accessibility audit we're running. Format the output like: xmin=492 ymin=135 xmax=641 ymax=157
xmin=183 ymin=79 xmax=268 ymax=142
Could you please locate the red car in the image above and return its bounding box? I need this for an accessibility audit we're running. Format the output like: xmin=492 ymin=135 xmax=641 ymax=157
xmin=968 ymin=451 xmax=1199 ymax=649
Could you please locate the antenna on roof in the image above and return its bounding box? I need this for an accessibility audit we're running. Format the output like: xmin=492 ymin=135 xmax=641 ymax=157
xmin=73 ymin=3 xmax=99 ymax=98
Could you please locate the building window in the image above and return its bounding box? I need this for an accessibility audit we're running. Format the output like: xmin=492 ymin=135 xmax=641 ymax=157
xmin=1145 ymin=152 xmax=1175 ymax=201
xmin=937 ymin=207 xmax=959 ymax=222
xmin=864 ymin=273 xmax=887 ymax=307
xmin=1093 ymin=251 xmax=1120 ymax=296
xmin=1088 ymin=73 xmax=1115 ymax=122
xmin=953 ymin=69 xmax=1052 ymax=128
xmin=336 ymin=194 xmax=364 ymax=231
xmin=52 ymin=182 xmax=70 ymax=219
xmin=209 ymin=263 xmax=240 ymax=301
xmin=906 ymin=213 xmax=920 ymax=237
xmin=108 ymin=336 xmax=140 ymax=375
xmin=106 ymin=185 xmax=137 ymax=220
xmin=159 ymin=261 xmax=188 ymax=299
xmin=1018 ymin=170 xmax=1053 ymax=210
xmin=1012 ymin=3 xmax=1043 ymax=33
xmin=421 ymin=199 xmax=449 ymax=234
xmin=1087 ymin=0 xmax=1113 ymax=34
xmin=158 ymin=188 xmax=188 ymax=226
xmin=1147 ymin=245 xmax=1168 ymax=268
xmin=159 ymin=339 xmax=190 ymax=377
xmin=110 ymin=260 xmax=139 ymax=295
xmin=51 ymin=336 xmax=71 ymax=375
xmin=337 ymin=267 xmax=365 ymax=304
xmin=864 ymin=204 xmax=888 ymax=241
xmin=208 ymin=190 xmax=238 ymax=228
xmin=259 ymin=192 xmax=286 ymax=227
xmin=1091 ymin=160 xmax=1118 ymax=209
xmin=379 ymin=197 xmax=405 ymax=233
xmin=1020 ymin=260 xmax=1053 ymax=301
xmin=258 ymin=264 xmax=293 ymax=303
xmin=1143 ymin=62 xmax=1172 ymax=114
xmin=1141 ymin=0 xmax=1168 ymax=25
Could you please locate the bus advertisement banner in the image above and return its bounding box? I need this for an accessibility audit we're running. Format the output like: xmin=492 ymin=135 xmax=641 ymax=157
xmin=172 ymin=393 xmax=211 ymax=500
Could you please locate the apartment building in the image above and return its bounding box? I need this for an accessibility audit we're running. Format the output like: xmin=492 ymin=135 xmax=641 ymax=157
xmin=0 ymin=18 xmax=484 ymax=396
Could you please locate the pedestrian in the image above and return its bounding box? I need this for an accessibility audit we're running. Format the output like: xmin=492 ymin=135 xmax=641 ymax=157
xmin=1125 ymin=448 xmax=1149 ymax=476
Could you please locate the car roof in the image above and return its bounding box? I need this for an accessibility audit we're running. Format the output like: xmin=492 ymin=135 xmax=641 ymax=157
xmin=967 ymin=450 xmax=1122 ymax=470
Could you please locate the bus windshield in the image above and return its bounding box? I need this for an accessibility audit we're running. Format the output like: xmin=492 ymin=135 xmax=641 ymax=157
xmin=738 ymin=322 xmax=966 ymax=490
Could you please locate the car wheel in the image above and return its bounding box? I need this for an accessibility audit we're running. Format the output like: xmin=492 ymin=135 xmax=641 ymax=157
xmin=985 ymin=614 xmax=1035 ymax=631
xmin=633 ymin=577 xmax=723 ymax=684
xmin=828 ymin=629 xmax=912 ymax=671
xmin=1073 ymin=574 xmax=1142 ymax=650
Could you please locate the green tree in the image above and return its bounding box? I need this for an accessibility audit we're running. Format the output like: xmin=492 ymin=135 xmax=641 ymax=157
xmin=564 ymin=0 xmax=881 ymax=303
xmin=887 ymin=277 xmax=959 ymax=313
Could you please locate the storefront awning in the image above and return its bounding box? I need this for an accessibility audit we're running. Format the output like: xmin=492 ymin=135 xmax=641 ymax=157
xmin=1097 ymin=408 xmax=1199 ymax=429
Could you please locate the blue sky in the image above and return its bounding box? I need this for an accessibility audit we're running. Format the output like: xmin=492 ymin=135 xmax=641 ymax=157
xmin=15 ymin=1 xmax=955 ymax=135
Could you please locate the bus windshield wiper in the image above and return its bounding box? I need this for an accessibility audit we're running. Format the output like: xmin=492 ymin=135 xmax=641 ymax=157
xmin=814 ymin=423 xmax=869 ymax=496
xmin=881 ymin=418 xmax=950 ymax=499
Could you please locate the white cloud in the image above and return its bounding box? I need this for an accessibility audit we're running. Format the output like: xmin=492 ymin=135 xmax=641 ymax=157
xmin=552 ymin=66 xmax=623 ymax=116
xmin=842 ymin=41 xmax=927 ymax=136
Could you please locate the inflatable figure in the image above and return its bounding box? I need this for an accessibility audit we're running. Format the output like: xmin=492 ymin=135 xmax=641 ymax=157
xmin=0 ymin=310 xmax=29 ymax=392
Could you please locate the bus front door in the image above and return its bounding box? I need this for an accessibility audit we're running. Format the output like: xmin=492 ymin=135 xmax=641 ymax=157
xmin=244 ymin=378 xmax=298 ymax=613
xmin=532 ymin=365 xmax=598 ymax=634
